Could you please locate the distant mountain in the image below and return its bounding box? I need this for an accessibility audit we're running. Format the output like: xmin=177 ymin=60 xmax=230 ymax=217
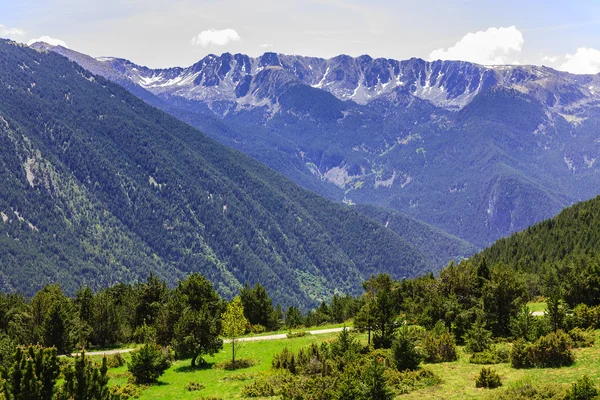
xmin=33 ymin=43 xmax=600 ymax=247
xmin=0 ymin=39 xmax=439 ymax=308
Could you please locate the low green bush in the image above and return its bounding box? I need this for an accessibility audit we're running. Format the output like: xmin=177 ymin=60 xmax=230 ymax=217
xmin=286 ymin=331 xmax=310 ymax=339
xmin=106 ymin=352 xmax=126 ymax=368
xmin=490 ymin=379 xmax=565 ymax=400
xmin=185 ymin=381 xmax=205 ymax=391
xmin=423 ymin=323 xmax=458 ymax=363
xmin=214 ymin=358 xmax=256 ymax=370
xmin=511 ymin=330 xmax=574 ymax=368
xmin=385 ymin=368 xmax=442 ymax=394
xmin=109 ymin=383 xmax=141 ymax=399
xmin=564 ymin=375 xmax=598 ymax=400
xmin=475 ymin=367 xmax=502 ymax=389
xmin=568 ymin=327 xmax=595 ymax=348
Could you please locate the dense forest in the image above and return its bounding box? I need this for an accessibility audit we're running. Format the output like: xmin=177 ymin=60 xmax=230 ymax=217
xmin=0 ymin=39 xmax=438 ymax=308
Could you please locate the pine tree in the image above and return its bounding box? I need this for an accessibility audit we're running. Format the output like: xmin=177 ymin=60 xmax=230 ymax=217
xmin=362 ymin=359 xmax=393 ymax=400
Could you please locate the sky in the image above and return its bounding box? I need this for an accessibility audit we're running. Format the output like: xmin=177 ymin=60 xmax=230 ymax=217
xmin=1 ymin=0 xmax=600 ymax=73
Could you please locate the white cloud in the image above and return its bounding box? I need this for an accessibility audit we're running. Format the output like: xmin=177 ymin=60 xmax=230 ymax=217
xmin=429 ymin=26 xmax=524 ymax=65
xmin=191 ymin=29 xmax=240 ymax=47
xmin=0 ymin=24 xmax=25 ymax=38
xmin=541 ymin=55 xmax=558 ymax=63
xmin=27 ymin=36 xmax=69 ymax=48
xmin=559 ymin=48 xmax=600 ymax=75
xmin=259 ymin=43 xmax=273 ymax=48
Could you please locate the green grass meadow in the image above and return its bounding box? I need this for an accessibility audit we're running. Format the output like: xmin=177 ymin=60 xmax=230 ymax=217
xmin=100 ymin=328 xmax=600 ymax=399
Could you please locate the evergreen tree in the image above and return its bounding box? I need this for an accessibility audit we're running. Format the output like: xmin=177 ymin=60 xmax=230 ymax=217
xmin=239 ymin=283 xmax=278 ymax=330
xmin=128 ymin=344 xmax=171 ymax=384
xmin=362 ymin=359 xmax=393 ymax=400
xmin=57 ymin=351 xmax=112 ymax=400
xmin=392 ymin=327 xmax=423 ymax=371
xmin=2 ymin=346 xmax=59 ymax=400
xmin=172 ymin=273 xmax=224 ymax=367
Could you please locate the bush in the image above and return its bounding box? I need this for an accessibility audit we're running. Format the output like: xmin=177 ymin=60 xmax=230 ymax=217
xmin=475 ymin=367 xmax=502 ymax=389
xmin=106 ymin=353 xmax=126 ymax=368
xmin=568 ymin=327 xmax=595 ymax=348
xmin=110 ymin=383 xmax=141 ymax=399
xmin=533 ymin=330 xmax=574 ymax=368
xmin=385 ymin=368 xmax=442 ymax=394
xmin=250 ymin=324 xmax=266 ymax=334
xmin=242 ymin=376 xmax=277 ymax=397
xmin=185 ymin=381 xmax=205 ymax=391
xmin=569 ymin=304 xmax=600 ymax=329
xmin=128 ymin=344 xmax=171 ymax=384
xmin=511 ymin=331 xmax=574 ymax=369
xmin=510 ymin=339 xmax=535 ymax=368
xmin=423 ymin=323 xmax=458 ymax=363
xmin=490 ymin=379 xmax=565 ymax=400
xmin=286 ymin=331 xmax=310 ymax=339
xmin=470 ymin=345 xmax=510 ymax=364
xmin=564 ymin=376 xmax=598 ymax=400
xmin=214 ymin=358 xmax=256 ymax=370
xmin=391 ymin=329 xmax=423 ymax=371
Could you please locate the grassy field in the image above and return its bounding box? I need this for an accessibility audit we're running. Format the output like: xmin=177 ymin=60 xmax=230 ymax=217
xmin=106 ymin=331 xmax=343 ymax=399
xmin=101 ymin=327 xmax=600 ymax=399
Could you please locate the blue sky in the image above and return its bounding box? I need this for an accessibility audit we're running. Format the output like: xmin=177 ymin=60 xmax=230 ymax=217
xmin=1 ymin=0 xmax=600 ymax=73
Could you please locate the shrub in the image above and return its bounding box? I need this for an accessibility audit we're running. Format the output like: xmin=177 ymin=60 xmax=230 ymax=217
xmin=242 ymin=376 xmax=277 ymax=397
xmin=564 ymin=376 xmax=598 ymax=400
xmin=510 ymin=339 xmax=535 ymax=368
xmin=286 ymin=331 xmax=310 ymax=339
xmin=106 ymin=353 xmax=126 ymax=368
xmin=491 ymin=379 xmax=565 ymax=400
xmin=475 ymin=367 xmax=502 ymax=389
xmin=128 ymin=344 xmax=171 ymax=384
xmin=109 ymin=383 xmax=141 ymax=399
xmin=391 ymin=329 xmax=423 ymax=371
xmin=569 ymin=304 xmax=600 ymax=329
xmin=185 ymin=381 xmax=205 ymax=391
xmin=385 ymin=368 xmax=442 ymax=394
xmin=470 ymin=345 xmax=510 ymax=364
xmin=250 ymin=324 xmax=266 ymax=334
xmin=423 ymin=323 xmax=458 ymax=363
xmin=568 ymin=327 xmax=595 ymax=348
xmin=214 ymin=358 xmax=256 ymax=370
xmin=533 ymin=330 xmax=574 ymax=368
xmin=511 ymin=331 xmax=574 ymax=369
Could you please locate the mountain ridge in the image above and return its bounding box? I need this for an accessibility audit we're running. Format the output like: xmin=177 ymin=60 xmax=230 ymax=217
xmin=0 ymin=39 xmax=442 ymax=308
xmin=31 ymin=41 xmax=600 ymax=248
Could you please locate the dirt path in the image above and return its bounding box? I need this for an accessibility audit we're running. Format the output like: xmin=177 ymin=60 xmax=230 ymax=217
xmin=71 ymin=327 xmax=348 ymax=357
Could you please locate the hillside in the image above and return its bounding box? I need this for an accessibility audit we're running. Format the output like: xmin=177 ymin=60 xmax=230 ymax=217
xmin=35 ymin=44 xmax=600 ymax=248
xmin=355 ymin=204 xmax=477 ymax=267
xmin=0 ymin=39 xmax=433 ymax=307
xmin=477 ymin=195 xmax=600 ymax=273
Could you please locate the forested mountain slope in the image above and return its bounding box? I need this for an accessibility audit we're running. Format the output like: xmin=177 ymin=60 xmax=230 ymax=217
xmin=477 ymin=195 xmax=600 ymax=273
xmin=36 ymin=43 xmax=600 ymax=248
xmin=0 ymin=40 xmax=432 ymax=307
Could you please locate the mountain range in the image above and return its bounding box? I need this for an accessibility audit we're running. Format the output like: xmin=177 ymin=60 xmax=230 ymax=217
xmin=34 ymin=43 xmax=600 ymax=248
xmin=0 ymin=39 xmax=463 ymax=308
